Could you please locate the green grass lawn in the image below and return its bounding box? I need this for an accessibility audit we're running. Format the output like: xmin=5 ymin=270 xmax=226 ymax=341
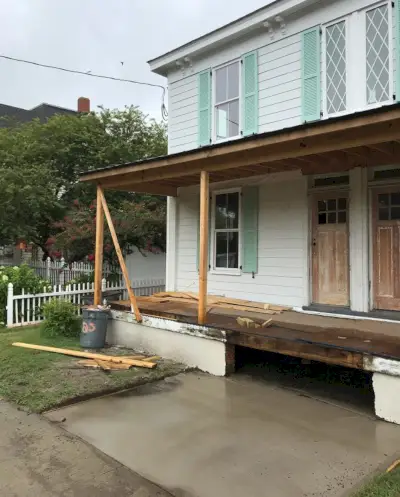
xmin=351 ymin=467 xmax=400 ymax=497
xmin=0 ymin=326 xmax=186 ymax=413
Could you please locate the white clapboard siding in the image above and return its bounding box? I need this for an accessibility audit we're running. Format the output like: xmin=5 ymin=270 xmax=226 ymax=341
xmin=168 ymin=74 xmax=198 ymax=153
xmin=175 ymin=177 xmax=308 ymax=307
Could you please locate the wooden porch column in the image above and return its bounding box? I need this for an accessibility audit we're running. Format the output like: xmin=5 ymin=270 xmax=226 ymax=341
xmin=198 ymin=171 xmax=209 ymax=325
xmin=94 ymin=185 xmax=104 ymax=306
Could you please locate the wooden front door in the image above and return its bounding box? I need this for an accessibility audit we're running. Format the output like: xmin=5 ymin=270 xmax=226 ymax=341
xmin=373 ymin=188 xmax=400 ymax=310
xmin=312 ymin=193 xmax=349 ymax=306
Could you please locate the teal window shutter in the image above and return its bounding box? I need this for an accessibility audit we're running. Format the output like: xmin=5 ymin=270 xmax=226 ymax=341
xmin=242 ymin=186 xmax=259 ymax=274
xmin=396 ymin=0 xmax=400 ymax=101
xmin=242 ymin=51 xmax=259 ymax=136
xmin=198 ymin=70 xmax=211 ymax=146
xmin=301 ymin=27 xmax=321 ymax=122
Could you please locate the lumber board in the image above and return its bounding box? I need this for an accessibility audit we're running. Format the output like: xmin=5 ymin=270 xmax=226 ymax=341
xmin=78 ymin=360 xmax=131 ymax=370
xmin=94 ymin=186 xmax=104 ymax=306
xmin=12 ymin=343 xmax=156 ymax=368
xmin=198 ymin=170 xmax=209 ymax=325
xmin=228 ymin=332 xmax=364 ymax=370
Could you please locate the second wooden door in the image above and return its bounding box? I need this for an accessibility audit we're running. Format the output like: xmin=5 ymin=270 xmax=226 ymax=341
xmin=312 ymin=194 xmax=349 ymax=306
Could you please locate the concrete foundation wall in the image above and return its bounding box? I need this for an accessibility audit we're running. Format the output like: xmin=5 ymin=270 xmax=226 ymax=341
xmin=107 ymin=316 xmax=226 ymax=377
xmin=373 ymin=372 xmax=400 ymax=425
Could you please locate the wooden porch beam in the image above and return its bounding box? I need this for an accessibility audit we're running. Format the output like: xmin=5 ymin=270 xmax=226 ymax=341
xmin=95 ymin=123 xmax=400 ymax=189
xmin=94 ymin=185 xmax=104 ymax=306
xmin=81 ymin=108 xmax=400 ymax=183
xmin=198 ymin=171 xmax=209 ymax=325
xmin=101 ymin=181 xmax=178 ymax=197
xmin=99 ymin=189 xmax=142 ymax=323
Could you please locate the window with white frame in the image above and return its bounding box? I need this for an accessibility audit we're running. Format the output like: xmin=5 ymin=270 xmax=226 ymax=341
xmin=325 ymin=20 xmax=347 ymax=115
xmin=214 ymin=61 xmax=240 ymax=141
xmin=365 ymin=4 xmax=390 ymax=104
xmin=213 ymin=191 xmax=240 ymax=269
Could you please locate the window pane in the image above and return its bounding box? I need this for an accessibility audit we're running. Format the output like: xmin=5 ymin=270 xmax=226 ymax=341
xmin=228 ymin=100 xmax=239 ymax=137
xmin=338 ymin=211 xmax=347 ymax=223
xmin=366 ymin=5 xmax=389 ymax=104
xmin=228 ymin=232 xmax=239 ymax=268
xmin=227 ymin=193 xmax=239 ymax=229
xmin=391 ymin=207 xmax=400 ymax=220
xmin=391 ymin=192 xmax=400 ymax=205
xmin=215 ymin=232 xmax=228 ymax=268
xmin=328 ymin=212 xmax=336 ymax=223
xmin=215 ymin=194 xmax=227 ymax=229
xmin=327 ymin=199 xmax=336 ymax=211
xmin=379 ymin=208 xmax=389 ymax=220
xmin=378 ymin=193 xmax=389 ymax=206
xmin=326 ymin=21 xmax=346 ymax=114
xmin=227 ymin=62 xmax=239 ymax=100
xmin=215 ymin=67 xmax=227 ymax=104
xmin=318 ymin=200 xmax=327 ymax=212
xmin=338 ymin=198 xmax=347 ymax=210
xmin=318 ymin=213 xmax=327 ymax=224
xmin=216 ymin=103 xmax=229 ymax=140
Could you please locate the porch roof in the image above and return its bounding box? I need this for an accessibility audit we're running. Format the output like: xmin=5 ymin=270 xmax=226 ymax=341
xmin=80 ymin=104 xmax=400 ymax=196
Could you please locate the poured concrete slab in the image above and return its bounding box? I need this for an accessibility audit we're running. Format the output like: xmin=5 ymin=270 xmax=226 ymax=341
xmin=46 ymin=372 xmax=400 ymax=497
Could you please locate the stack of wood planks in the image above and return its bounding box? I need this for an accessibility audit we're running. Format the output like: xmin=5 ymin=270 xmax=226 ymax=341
xmin=143 ymin=292 xmax=291 ymax=316
xmin=12 ymin=343 xmax=159 ymax=370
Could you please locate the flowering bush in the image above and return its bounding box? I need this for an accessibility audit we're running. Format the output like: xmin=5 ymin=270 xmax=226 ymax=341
xmin=0 ymin=265 xmax=52 ymax=324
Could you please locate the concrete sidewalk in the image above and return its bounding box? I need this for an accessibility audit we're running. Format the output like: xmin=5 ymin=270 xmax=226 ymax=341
xmin=47 ymin=371 xmax=400 ymax=497
xmin=0 ymin=400 xmax=171 ymax=496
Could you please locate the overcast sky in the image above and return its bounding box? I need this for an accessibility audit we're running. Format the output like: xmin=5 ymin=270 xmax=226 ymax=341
xmin=0 ymin=0 xmax=270 ymax=121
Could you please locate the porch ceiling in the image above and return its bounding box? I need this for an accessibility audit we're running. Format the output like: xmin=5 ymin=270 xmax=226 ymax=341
xmin=80 ymin=105 xmax=400 ymax=196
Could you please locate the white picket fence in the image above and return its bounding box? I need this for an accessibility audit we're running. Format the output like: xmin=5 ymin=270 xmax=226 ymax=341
xmin=6 ymin=277 xmax=165 ymax=328
xmin=0 ymin=257 xmax=120 ymax=286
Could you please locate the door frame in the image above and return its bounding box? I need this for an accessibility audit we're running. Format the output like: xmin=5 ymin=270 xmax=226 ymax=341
xmin=371 ymin=184 xmax=400 ymax=310
xmin=311 ymin=190 xmax=350 ymax=305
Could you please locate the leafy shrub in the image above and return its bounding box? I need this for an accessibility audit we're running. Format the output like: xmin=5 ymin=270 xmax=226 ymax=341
xmin=0 ymin=265 xmax=52 ymax=324
xmin=41 ymin=299 xmax=81 ymax=338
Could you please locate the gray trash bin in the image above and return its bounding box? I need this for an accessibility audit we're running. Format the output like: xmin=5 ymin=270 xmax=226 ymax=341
xmin=81 ymin=308 xmax=110 ymax=349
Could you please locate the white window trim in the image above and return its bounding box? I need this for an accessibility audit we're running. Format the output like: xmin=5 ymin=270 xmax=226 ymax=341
xmin=210 ymin=187 xmax=242 ymax=276
xmin=362 ymin=0 xmax=393 ymax=110
xmin=322 ymin=16 xmax=350 ymax=119
xmin=211 ymin=59 xmax=242 ymax=144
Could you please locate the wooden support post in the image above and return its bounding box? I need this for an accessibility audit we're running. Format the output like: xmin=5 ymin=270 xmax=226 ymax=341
xmin=94 ymin=185 xmax=104 ymax=306
xmin=98 ymin=189 xmax=142 ymax=322
xmin=198 ymin=171 xmax=209 ymax=325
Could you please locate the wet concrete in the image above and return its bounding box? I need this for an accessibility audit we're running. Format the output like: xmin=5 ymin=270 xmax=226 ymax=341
xmin=46 ymin=370 xmax=400 ymax=497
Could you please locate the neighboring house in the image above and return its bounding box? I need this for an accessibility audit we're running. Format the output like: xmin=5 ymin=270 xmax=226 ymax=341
xmin=144 ymin=0 xmax=400 ymax=314
xmin=0 ymin=97 xmax=90 ymax=127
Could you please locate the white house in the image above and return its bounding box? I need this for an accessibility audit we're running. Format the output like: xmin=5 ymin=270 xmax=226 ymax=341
xmin=81 ymin=0 xmax=400 ymax=424
xmin=145 ymin=0 xmax=400 ymax=315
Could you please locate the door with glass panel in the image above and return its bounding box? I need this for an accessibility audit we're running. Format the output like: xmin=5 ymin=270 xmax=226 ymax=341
xmin=312 ymin=193 xmax=349 ymax=306
xmin=373 ymin=189 xmax=400 ymax=311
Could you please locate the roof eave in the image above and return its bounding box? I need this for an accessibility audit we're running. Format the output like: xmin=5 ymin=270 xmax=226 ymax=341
xmin=148 ymin=0 xmax=313 ymax=77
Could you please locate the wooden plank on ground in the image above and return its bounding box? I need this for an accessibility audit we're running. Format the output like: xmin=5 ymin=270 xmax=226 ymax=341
xmin=78 ymin=360 xmax=131 ymax=370
xmin=12 ymin=343 xmax=156 ymax=368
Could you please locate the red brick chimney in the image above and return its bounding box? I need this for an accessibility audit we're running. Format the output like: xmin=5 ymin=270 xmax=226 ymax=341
xmin=77 ymin=97 xmax=90 ymax=113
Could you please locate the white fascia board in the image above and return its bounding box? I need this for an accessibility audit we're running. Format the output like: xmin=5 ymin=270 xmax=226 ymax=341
xmin=148 ymin=0 xmax=316 ymax=76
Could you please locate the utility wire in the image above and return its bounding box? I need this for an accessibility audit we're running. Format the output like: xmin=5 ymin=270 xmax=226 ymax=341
xmin=0 ymin=54 xmax=168 ymax=120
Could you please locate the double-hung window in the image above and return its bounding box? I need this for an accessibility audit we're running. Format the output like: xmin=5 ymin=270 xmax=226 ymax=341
xmin=213 ymin=190 xmax=240 ymax=270
xmin=214 ymin=61 xmax=240 ymax=141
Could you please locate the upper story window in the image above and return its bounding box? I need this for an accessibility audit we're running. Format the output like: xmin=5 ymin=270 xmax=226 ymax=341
xmin=325 ymin=20 xmax=347 ymax=115
xmin=366 ymin=4 xmax=390 ymax=104
xmin=214 ymin=61 xmax=240 ymax=141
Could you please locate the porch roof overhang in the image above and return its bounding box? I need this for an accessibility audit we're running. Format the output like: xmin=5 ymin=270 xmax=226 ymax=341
xmin=80 ymin=104 xmax=400 ymax=196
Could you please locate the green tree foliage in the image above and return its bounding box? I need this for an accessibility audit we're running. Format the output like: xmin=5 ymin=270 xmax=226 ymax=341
xmin=0 ymin=106 xmax=167 ymax=259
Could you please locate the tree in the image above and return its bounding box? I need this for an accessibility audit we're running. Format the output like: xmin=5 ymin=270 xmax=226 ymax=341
xmin=52 ymin=197 xmax=166 ymax=264
xmin=0 ymin=106 xmax=167 ymax=259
